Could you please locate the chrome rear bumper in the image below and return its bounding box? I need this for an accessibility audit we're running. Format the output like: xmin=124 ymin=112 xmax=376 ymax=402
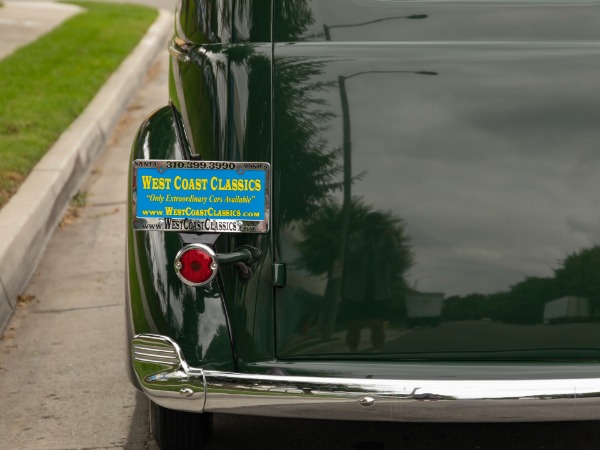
xmin=131 ymin=334 xmax=600 ymax=422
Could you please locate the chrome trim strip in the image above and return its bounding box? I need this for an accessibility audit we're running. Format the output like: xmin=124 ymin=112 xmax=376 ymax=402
xmin=132 ymin=355 xmax=179 ymax=363
xmin=131 ymin=334 xmax=600 ymax=421
xmin=132 ymin=345 xmax=176 ymax=353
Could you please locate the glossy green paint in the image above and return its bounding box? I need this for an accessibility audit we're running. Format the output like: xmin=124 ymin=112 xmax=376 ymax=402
xmin=274 ymin=0 xmax=600 ymax=43
xmin=164 ymin=0 xmax=278 ymax=368
xmin=126 ymin=105 xmax=234 ymax=370
xmin=173 ymin=0 xmax=270 ymax=44
xmin=169 ymin=39 xmax=276 ymax=363
xmin=272 ymin=0 xmax=600 ymax=360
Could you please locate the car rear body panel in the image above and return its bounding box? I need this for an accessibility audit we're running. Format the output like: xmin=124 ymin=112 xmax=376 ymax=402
xmin=128 ymin=1 xmax=600 ymax=417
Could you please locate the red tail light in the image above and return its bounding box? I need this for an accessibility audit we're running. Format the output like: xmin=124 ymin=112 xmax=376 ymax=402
xmin=174 ymin=244 xmax=218 ymax=286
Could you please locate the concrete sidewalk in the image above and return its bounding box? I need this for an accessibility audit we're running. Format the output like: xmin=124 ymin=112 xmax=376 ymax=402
xmin=0 ymin=1 xmax=82 ymax=59
xmin=0 ymin=2 xmax=173 ymax=333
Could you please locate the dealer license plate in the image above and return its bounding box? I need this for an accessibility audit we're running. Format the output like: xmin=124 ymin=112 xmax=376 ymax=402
xmin=132 ymin=160 xmax=270 ymax=233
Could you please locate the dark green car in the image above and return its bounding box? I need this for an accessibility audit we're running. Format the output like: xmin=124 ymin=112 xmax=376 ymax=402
xmin=126 ymin=1 xmax=600 ymax=448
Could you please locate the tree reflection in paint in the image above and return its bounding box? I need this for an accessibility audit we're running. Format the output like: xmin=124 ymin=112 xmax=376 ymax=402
xmin=443 ymin=246 xmax=600 ymax=325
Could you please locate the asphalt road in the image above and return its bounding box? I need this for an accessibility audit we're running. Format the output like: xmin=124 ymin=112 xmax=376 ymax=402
xmin=2 ymin=15 xmax=600 ymax=450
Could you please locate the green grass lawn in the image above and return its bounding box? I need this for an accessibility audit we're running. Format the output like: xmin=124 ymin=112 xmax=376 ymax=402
xmin=0 ymin=1 xmax=157 ymax=208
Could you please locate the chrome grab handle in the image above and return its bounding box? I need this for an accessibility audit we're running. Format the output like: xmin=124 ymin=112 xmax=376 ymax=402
xmin=216 ymin=245 xmax=261 ymax=279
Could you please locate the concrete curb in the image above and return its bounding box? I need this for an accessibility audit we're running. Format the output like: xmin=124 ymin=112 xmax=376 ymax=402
xmin=0 ymin=9 xmax=173 ymax=333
